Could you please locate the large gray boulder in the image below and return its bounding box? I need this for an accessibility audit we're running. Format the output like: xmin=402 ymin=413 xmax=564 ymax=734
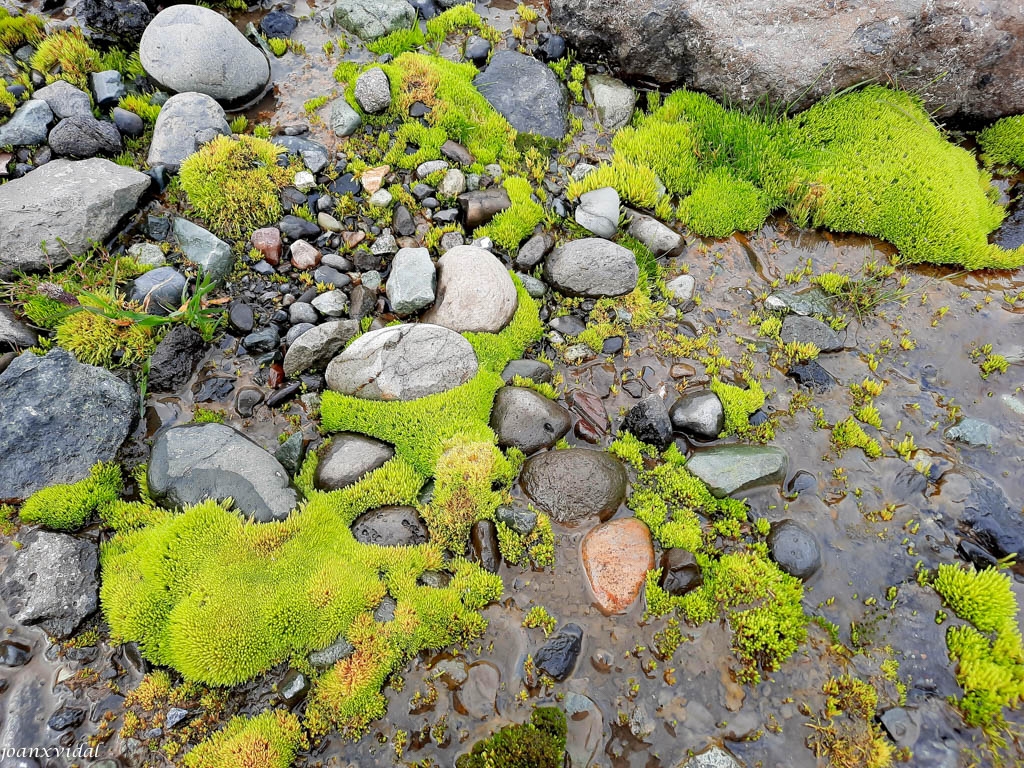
xmin=420 ymin=245 xmax=518 ymax=333
xmin=148 ymin=423 xmax=299 ymax=522
xmin=550 ymin=0 xmax=1024 ymax=120
xmin=333 ymin=0 xmax=416 ymax=41
xmin=140 ymin=5 xmax=271 ymax=105
xmin=544 ymin=238 xmax=638 ymax=298
xmin=0 ymin=349 xmax=136 ymax=500
xmin=474 ymin=51 xmax=568 ymax=140
xmin=0 ymin=159 xmax=150 ymax=278
xmin=0 ymin=529 xmax=99 ymax=639
xmin=326 ymin=323 xmax=478 ymax=401
xmin=147 ymin=91 xmax=230 ymax=172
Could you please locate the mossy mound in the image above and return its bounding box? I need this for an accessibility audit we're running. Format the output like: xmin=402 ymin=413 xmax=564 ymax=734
xmin=455 ymin=706 xmax=567 ymax=768
xmin=183 ymin=709 xmax=303 ymax=768
xmin=0 ymin=8 xmax=44 ymax=57
xmin=179 ymin=135 xmax=291 ymax=241
xmin=29 ymin=27 xmax=102 ymax=90
xmin=19 ymin=462 xmax=122 ymax=531
xmin=978 ymin=115 xmax=1024 ymax=170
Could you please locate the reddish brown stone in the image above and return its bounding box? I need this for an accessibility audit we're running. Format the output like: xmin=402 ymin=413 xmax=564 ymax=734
xmin=251 ymin=227 xmax=281 ymax=265
xmin=342 ymin=231 xmax=366 ymax=249
xmin=290 ymin=240 xmax=321 ymax=270
xmin=581 ymin=518 xmax=654 ymax=614
xmin=360 ymin=165 xmax=390 ymax=194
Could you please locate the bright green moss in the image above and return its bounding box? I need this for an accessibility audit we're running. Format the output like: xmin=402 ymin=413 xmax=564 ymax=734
xmin=978 ymin=115 xmax=1024 ymax=169
xmin=455 ymin=706 xmax=566 ymax=768
xmin=475 ymin=176 xmax=545 ymax=253
xmin=566 ymin=157 xmax=662 ymax=209
xmin=425 ymin=3 xmax=500 ymax=46
xmin=30 ymin=28 xmax=102 ymax=90
xmin=183 ymin=709 xmax=303 ymax=768
xmin=709 ymin=377 xmax=766 ymax=436
xmin=20 ymin=462 xmax=122 ymax=531
xmin=366 ymin=26 xmax=425 ymax=56
xmin=382 ymin=121 xmax=448 ymax=170
xmin=831 ymin=416 xmax=882 ymax=459
xmin=678 ymin=168 xmax=771 ymax=237
xmin=117 ymin=94 xmax=161 ymax=124
xmin=179 ymin=135 xmax=290 ymax=241
xmin=54 ymin=294 xmax=158 ymax=368
xmin=266 ymin=37 xmax=288 ymax=57
xmin=463 ymin=275 xmax=544 ymax=372
xmin=0 ymin=8 xmax=44 ymax=56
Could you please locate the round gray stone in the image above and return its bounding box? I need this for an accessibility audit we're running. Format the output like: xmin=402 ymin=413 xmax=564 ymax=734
xmin=574 ymin=187 xmax=620 ymax=238
xmin=490 ymin=386 xmax=571 ymax=454
xmin=767 ymin=519 xmax=821 ymax=580
xmin=31 ymin=80 xmax=92 ymax=120
xmin=420 ymin=245 xmax=518 ymax=333
xmin=315 ymin=433 xmax=395 ymax=490
xmin=520 ymin=448 xmax=628 ymax=523
xmin=146 ymin=91 xmax=230 ymax=172
xmin=351 ymin=506 xmax=428 ymax=546
xmin=545 ymin=237 xmax=638 ymax=298
xmin=354 ymin=66 xmax=392 ymax=114
xmin=669 ymin=391 xmax=725 ymax=439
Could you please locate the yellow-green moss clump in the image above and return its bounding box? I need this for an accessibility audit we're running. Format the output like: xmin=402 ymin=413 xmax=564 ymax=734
xmin=20 ymin=462 xmax=122 ymax=531
xmin=933 ymin=564 xmax=1024 ymax=733
xmin=456 ymin=706 xmax=566 ymax=768
xmin=710 ymin=377 xmax=766 ymax=437
xmin=0 ymin=8 xmax=44 ymax=56
xmin=184 ymin=709 xmax=303 ymax=768
xmin=831 ymin=416 xmax=882 ymax=459
xmin=54 ymin=292 xmax=159 ymax=368
xmin=978 ymin=115 xmax=1024 ymax=170
xmin=29 ymin=28 xmax=102 ymax=90
xmin=475 ymin=176 xmax=545 ymax=253
xmin=179 ymin=135 xmax=290 ymax=241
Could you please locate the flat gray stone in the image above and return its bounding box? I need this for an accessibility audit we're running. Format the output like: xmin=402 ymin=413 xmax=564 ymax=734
xmin=520 ymin=448 xmax=627 ymax=523
xmin=386 ymin=247 xmax=436 ymax=315
xmin=311 ymin=290 xmax=348 ymax=317
xmin=326 ymin=323 xmax=478 ymax=401
xmin=676 ymin=745 xmax=743 ymax=768
xmin=283 ymin=319 xmax=360 ymax=376
xmin=0 ymin=306 xmax=37 ymax=350
xmin=588 ymin=74 xmax=635 ymax=131
xmin=545 ymin=237 xmax=638 ymax=297
xmin=32 ymin=80 xmax=92 ymax=119
xmin=351 ymin=505 xmax=428 ymax=545
xmin=333 ymin=0 xmax=416 ymax=40
xmin=945 ymin=417 xmax=1000 ymax=447
xmin=140 ymin=5 xmax=270 ymax=104
xmin=686 ymin=445 xmax=788 ymax=497
xmin=780 ymin=315 xmax=844 ymax=352
xmin=420 ymin=245 xmax=517 ymax=333
xmin=765 ymin=288 xmax=834 ymax=317
xmin=173 ymin=217 xmax=234 ymax=283
xmin=331 ymin=97 xmax=362 ymax=136
xmin=0 ymin=159 xmax=150 ymax=278
xmin=147 ymin=91 xmax=230 ymax=172
xmin=0 ymin=100 xmax=52 ymax=146
xmin=148 ymin=423 xmax=300 ymax=522
xmin=490 ymin=386 xmax=571 ymax=454
xmin=315 ymin=433 xmax=395 ymax=490
xmin=474 ymin=50 xmax=568 ymax=140
xmin=575 ymin=187 xmax=620 ymax=238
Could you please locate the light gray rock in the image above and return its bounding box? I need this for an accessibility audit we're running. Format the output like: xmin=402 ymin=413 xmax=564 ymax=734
xmin=490 ymin=386 xmax=571 ymax=454
xmin=627 ymin=209 xmax=682 ymax=254
xmin=315 ymin=433 xmax=395 ymax=490
xmin=48 ymin=115 xmax=123 ymax=158
xmin=354 ymin=66 xmax=392 ymax=113
xmin=515 ymin=232 xmax=553 ymax=269
xmin=0 ymin=349 xmax=136 ymax=499
xmin=416 ymin=160 xmax=449 ymax=178
xmin=128 ymin=265 xmax=187 ymax=315
xmin=0 ymin=159 xmax=150 ymax=279
xmin=326 ymin=323 xmax=478 ymax=400
xmin=31 ymin=80 xmax=92 ymax=119
xmin=386 ymin=247 xmax=436 ymax=315
xmin=147 ymin=91 xmax=230 ymax=171
xmin=686 ymin=445 xmax=788 ymax=497
xmin=148 ymin=423 xmax=299 ymax=522
xmin=675 ymin=745 xmax=743 ymax=768
xmin=545 ymin=237 xmax=638 ymax=298
xmin=129 ymin=242 xmax=167 ymax=266
xmin=764 ymin=288 xmax=834 ymax=317
xmin=283 ymin=319 xmax=360 ymax=376
xmin=333 ymin=0 xmax=416 ymax=41
xmin=0 ymin=306 xmax=37 ymax=350
xmin=173 ymin=217 xmax=234 ymax=283
xmin=311 ymin=290 xmax=348 ymax=317
xmin=945 ymin=417 xmax=1000 ymax=447
xmin=474 ymin=51 xmax=568 ymax=140
xmin=520 ymin=448 xmax=628 ymax=523
xmin=588 ymin=74 xmax=635 ymax=131
xmin=575 ymin=187 xmax=620 ymax=238
xmin=421 ymin=245 xmax=517 ymax=333
xmin=0 ymin=99 xmax=52 ymax=146
xmin=669 ymin=391 xmax=724 ymax=439
xmin=289 ymin=301 xmax=319 ymax=325
xmin=140 ymin=5 xmax=270 ymax=104
xmin=516 ymin=271 xmax=546 ymax=299
xmin=780 ymin=315 xmax=844 ymax=352
xmin=438 ymin=168 xmax=466 ymax=197
xmin=331 ymin=97 xmax=362 ymax=136
xmin=308 ymin=636 xmax=355 ymax=669
xmin=0 ymin=529 xmax=98 ymax=639
xmin=665 ymin=274 xmax=696 ymax=302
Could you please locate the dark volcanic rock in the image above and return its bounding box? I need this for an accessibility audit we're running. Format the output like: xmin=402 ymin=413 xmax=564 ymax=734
xmin=535 ymin=623 xmax=583 ymax=681
xmin=490 ymin=386 xmax=571 ymax=455
xmin=148 ymin=325 xmax=206 ymax=392
xmin=351 ymin=506 xmax=429 ymax=546
xmin=471 ymin=519 xmax=501 ymax=573
xmin=767 ymin=519 xmax=821 ymax=580
xmin=621 ymin=394 xmax=673 ymax=450
xmin=80 ymin=0 xmax=153 ymax=45
xmin=960 ymin=477 xmax=1024 ymax=563
xmin=658 ymin=549 xmax=703 ymax=596
xmin=520 ymin=448 xmax=627 ymax=524
xmin=473 ymin=51 xmax=568 ymax=140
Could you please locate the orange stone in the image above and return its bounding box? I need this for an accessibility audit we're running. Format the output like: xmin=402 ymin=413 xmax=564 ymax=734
xmin=361 ymin=165 xmax=390 ymax=194
xmin=581 ymin=518 xmax=654 ymax=615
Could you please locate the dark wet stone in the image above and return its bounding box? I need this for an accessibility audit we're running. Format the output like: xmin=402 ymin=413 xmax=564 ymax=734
xmin=279 ymin=214 xmax=321 ymax=241
xmin=352 ymin=506 xmax=428 ymax=546
xmin=148 ymin=325 xmax=206 ymax=392
xmin=464 ymin=35 xmax=491 ymax=66
xmin=308 ymin=636 xmax=354 ymax=669
xmin=534 ymin=33 xmax=567 ymax=63
xmin=785 ymin=469 xmax=817 ymax=496
xmin=458 ymin=188 xmax=511 ymax=228
xmin=889 ymin=464 xmax=928 ymax=500
xmin=79 ymin=0 xmax=153 ymax=46
xmin=495 ymin=504 xmax=537 ymax=535
xmin=501 ymin=359 xmax=553 ymax=384
xmin=669 ymin=391 xmax=725 ymax=440
xmin=549 ymin=315 xmax=586 ymax=336
xmin=393 ymin=204 xmax=416 ymax=236
xmin=408 ymin=0 xmax=437 ymax=19
xmin=490 ymin=386 xmax=571 ymax=454
xmin=471 ymin=519 xmax=501 ymax=573
xmin=228 ymin=302 xmax=255 ymax=334
xmin=374 ymin=595 xmax=397 ymax=623
xmin=128 ymin=266 xmax=186 ymax=315
xmin=767 ymin=520 xmax=820 ymax=580
xmin=314 ymin=265 xmax=351 ymax=288
xmin=260 ymin=10 xmax=297 ymax=38
xmin=658 ymin=549 xmax=703 ymax=596
xmin=957 ymin=539 xmax=999 ymax=571
xmin=960 ymin=478 xmax=1024 ymax=562
xmin=441 ymin=139 xmax=474 ymax=166
xmin=266 ymin=381 xmax=301 ymax=408
xmin=48 ymin=707 xmax=85 ymax=731
xmin=194 ymin=375 xmax=235 ymax=402
xmin=787 ymin=359 xmax=834 ymax=391
xmin=112 ymin=107 xmax=144 ymax=137
xmin=329 ymin=173 xmax=360 ymax=196
xmin=621 ymin=394 xmax=673 ymax=450
xmin=780 ymin=315 xmax=844 ymax=352
xmin=602 ymin=336 xmax=623 ymax=354
xmin=0 ymin=640 xmax=31 ymax=667
xmin=244 ymin=327 xmax=281 ymax=355
xmin=279 ymin=669 xmax=310 ymax=705
xmin=275 ymin=432 xmax=305 ymax=476
xmin=535 ymin=623 xmax=583 ymax=681
xmin=315 ymin=433 xmax=395 ymax=491
xmin=520 ymin=448 xmax=627 ymax=524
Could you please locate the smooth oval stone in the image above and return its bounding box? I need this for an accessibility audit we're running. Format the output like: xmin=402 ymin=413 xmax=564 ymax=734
xmin=351 ymin=506 xmax=428 ymax=546
xmin=545 ymin=238 xmax=639 ymax=298
xmin=685 ymin=445 xmax=788 ymax=498
xmin=520 ymin=448 xmax=627 ymax=524
xmin=420 ymin=245 xmax=518 ymax=333
xmin=767 ymin=519 xmax=821 ymax=580
xmin=669 ymin=391 xmax=725 ymax=440
xmin=315 ymin=433 xmax=395 ymax=491
xmin=490 ymin=386 xmax=571 ymax=454
xmin=582 ymin=518 xmax=654 ymax=614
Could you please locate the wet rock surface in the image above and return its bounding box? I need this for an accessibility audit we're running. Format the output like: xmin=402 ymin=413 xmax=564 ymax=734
xmin=581 ymin=518 xmax=654 ymax=614
xmin=686 ymin=445 xmax=789 ymax=497
xmin=351 ymin=506 xmax=429 ymax=546
xmin=490 ymin=386 xmax=571 ymax=454
xmin=474 ymin=51 xmax=568 ymax=140
xmin=520 ymin=448 xmax=627 ymax=523
xmin=315 ymin=433 xmax=395 ymax=491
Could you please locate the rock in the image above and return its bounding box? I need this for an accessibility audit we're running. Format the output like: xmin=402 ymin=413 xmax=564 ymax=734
xmin=48 ymin=707 xmax=85 ymax=731
xmin=575 ymin=187 xmax=620 ymax=238
xmin=456 ymin=661 xmax=500 ymax=718
xmin=780 ymin=315 xmax=844 ymax=352
xmin=464 ymin=35 xmax=491 ymax=66
xmin=147 ymin=92 xmax=230 ymax=172
xmin=386 ymin=247 xmax=436 ymax=315
xmin=351 ymin=506 xmax=428 ymax=546
xmin=626 ymin=209 xmax=682 ymax=254
xmin=441 ymin=139 xmax=474 ymax=166
xmin=244 ymin=327 xmax=280 ymax=354
xmin=89 ymin=70 xmax=126 ymax=110
xmin=564 ymin=692 xmax=604 ymax=768
xmin=331 ymin=97 xmax=362 ymax=136
xmin=251 ymin=227 xmax=282 ymax=265
xmin=534 ymin=33 xmax=567 ymax=63
xmin=880 ymin=708 xmax=921 ymax=749
xmin=520 ymin=448 xmax=627 ymax=523
xmin=79 ymin=0 xmax=153 ymax=46
xmin=128 ymin=242 xmax=167 ymax=267
xmin=588 ymin=74 xmax=635 ymax=131
xmin=0 ymin=306 xmax=37 ymax=350
xmin=228 ymin=302 xmax=254 ymax=335
xmin=685 ymin=445 xmax=788 ymax=497
xmin=173 ymin=218 xmax=234 ymax=282
xmin=490 ymin=386 xmax=571 ymax=454
xmin=327 ymin=323 xmax=478 ymax=400
xmin=474 ymin=51 xmax=567 ymax=140
xmin=140 ymin=5 xmax=270 ymax=105
xmin=289 ymin=240 xmax=321 ymax=271
xmin=515 ymin=232 xmax=553 ymax=269
xmin=371 ymin=229 xmax=398 ymax=257
xmin=675 ymin=745 xmax=743 ymax=768
xmin=148 ymin=423 xmax=299 ymax=522
xmin=961 ymin=478 xmax=1024 ymax=562
xmin=279 ymin=669 xmax=310 ymax=705
xmin=288 ymin=302 xmax=318 ymax=326
xmin=128 ymin=265 xmax=186 ymax=315
xmin=457 ymin=188 xmax=512 ymax=228
xmin=283 ymin=319 xmax=360 ymax=377
xmin=0 ymin=349 xmax=135 ymax=499
xmin=315 ymin=433 xmax=395 ymax=490
xmin=438 ymin=168 xmax=467 ymax=198
xmin=0 ymin=529 xmax=98 ymax=639
xmin=764 ymin=288 xmax=834 ymax=317
xmin=369 ymin=188 xmax=393 ymax=207
xmin=551 ymin=0 xmax=1024 ymax=120
xmin=148 ymin=325 xmax=206 ymax=392
xmin=416 ymin=160 xmax=448 ymax=178
xmin=0 ymin=640 xmax=31 ymax=667
xmin=517 ymin=272 xmax=546 ymax=299
xmin=582 ymin=518 xmax=654 ymax=614
xmin=628 ymin=705 xmax=655 ymax=740
xmin=471 ymin=520 xmax=501 ymax=573
xmin=261 ymin=10 xmax=298 ymax=38
xmin=534 ymin=623 xmax=583 ymax=680
xmin=393 ymin=204 xmax=416 ymax=236
xmin=0 ymin=159 xmax=150 ymax=278
xmin=348 ymin=284 xmax=377 ymax=320
xmin=945 ymin=418 xmax=999 ymax=447
xmin=669 ymin=391 xmax=725 ymax=440
xmin=545 ymin=238 xmax=638 ymax=297
xmin=786 ymin=360 xmax=834 ymax=392
xmin=767 ymin=520 xmax=821 ymax=580
xmin=308 ymin=636 xmax=355 ymax=669
xmin=279 ymin=215 xmax=320 ymax=241
xmin=420 ymin=245 xmax=517 ymax=333
xmin=0 ymin=100 xmax=52 ymax=146
xmin=273 ymin=135 xmax=330 ymax=174
xmin=275 ymin=433 xmax=305 ymax=476
xmin=665 ymin=274 xmax=696 ymax=302
xmin=354 ymin=67 xmax=391 ymax=113
xmin=333 ymin=0 xmax=416 ymax=41
xmin=621 ymin=394 xmax=673 ymax=450
xmin=495 ymin=504 xmax=537 ymax=535
xmin=312 ymin=290 xmax=348 ymax=317
xmin=658 ymin=549 xmax=703 ymax=596
xmin=501 ymin=359 xmax=552 ymax=384
xmin=31 ymin=81 xmax=91 ymax=120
